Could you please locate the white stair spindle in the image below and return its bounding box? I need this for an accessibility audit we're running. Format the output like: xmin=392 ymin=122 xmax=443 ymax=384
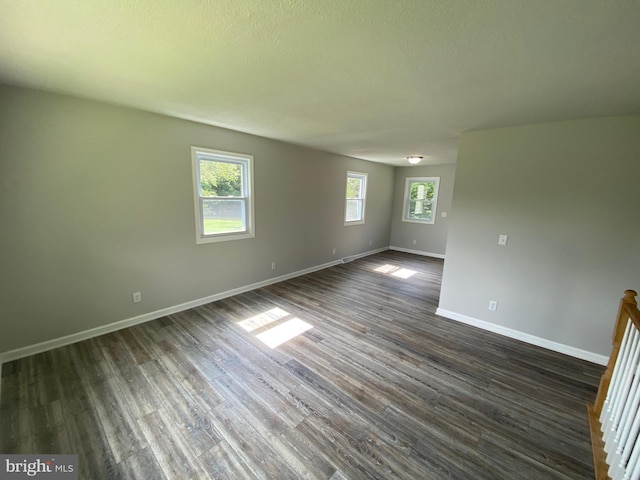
xmin=605 ymin=320 xmax=634 ymax=431
xmin=606 ymin=326 xmax=640 ymax=447
xmin=610 ymin=360 xmax=640 ymax=478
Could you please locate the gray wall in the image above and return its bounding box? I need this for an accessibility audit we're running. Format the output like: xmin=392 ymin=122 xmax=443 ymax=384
xmin=439 ymin=116 xmax=640 ymax=357
xmin=389 ymin=164 xmax=456 ymax=257
xmin=0 ymin=84 xmax=394 ymax=355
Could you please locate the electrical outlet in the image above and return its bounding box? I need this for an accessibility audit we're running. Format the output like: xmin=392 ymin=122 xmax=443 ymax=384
xmin=412 ymin=239 xmax=416 ymax=245
xmin=488 ymin=300 xmax=498 ymax=311
xmin=271 ymin=261 xmax=276 ymax=270
xmin=369 ymin=240 xmax=372 ymax=246
xmin=332 ymin=248 xmax=336 ymax=255
xmin=133 ymin=291 xmax=142 ymax=303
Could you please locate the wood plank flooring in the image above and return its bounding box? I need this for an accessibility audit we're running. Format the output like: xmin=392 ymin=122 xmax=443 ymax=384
xmin=1 ymin=251 xmax=603 ymax=479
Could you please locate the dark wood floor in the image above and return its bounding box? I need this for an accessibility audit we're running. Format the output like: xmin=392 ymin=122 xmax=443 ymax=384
xmin=1 ymin=251 xmax=603 ymax=479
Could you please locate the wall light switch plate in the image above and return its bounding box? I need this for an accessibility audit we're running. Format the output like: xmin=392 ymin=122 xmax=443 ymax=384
xmin=498 ymin=234 xmax=508 ymax=246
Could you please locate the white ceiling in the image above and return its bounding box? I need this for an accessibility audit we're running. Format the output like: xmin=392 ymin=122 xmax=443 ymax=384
xmin=1 ymin=1 xmax=639 ymax=166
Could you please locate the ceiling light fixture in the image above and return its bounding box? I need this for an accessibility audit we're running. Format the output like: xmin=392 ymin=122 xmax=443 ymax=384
xmin=407 ymin=156 xmax=423 ymax=165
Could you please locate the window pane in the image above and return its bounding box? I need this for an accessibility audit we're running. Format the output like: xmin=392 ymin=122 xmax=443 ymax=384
xmin=407 ymin=200 xmax=432 ymax=221
xmin=202 ymin=199 xmax=245 ymax=234
xmin=199 ymin=160 xmax=242 ymax=197
xmin=345 ymin=199 xmax=363 ymax=222
xmin=346 ymin=177 xmax=363 ymax=199
xmin=402 ymin=176 xmax=439 ymax=224
xmin=409 ymin=181 xmax=434 ymax=201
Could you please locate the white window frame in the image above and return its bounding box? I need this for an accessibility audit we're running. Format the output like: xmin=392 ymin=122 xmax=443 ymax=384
xmin=402 ymin=176 xmax=440 ymax=224
xmin=191 ymin=146 xmax=255 ymax=244
xmin=344 ymin=171 xmax=368 ymax=225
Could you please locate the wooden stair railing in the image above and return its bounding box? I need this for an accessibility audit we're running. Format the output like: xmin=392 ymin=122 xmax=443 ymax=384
xmin=588 ymin=290 xmax=640 ymax=480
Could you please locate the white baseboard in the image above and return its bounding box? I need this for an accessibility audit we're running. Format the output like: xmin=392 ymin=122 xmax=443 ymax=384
xmin=341 ymin=246 xmax=389 ymax=263
xmin=389 ymin=246 xmax=445 ymax=259
xmin=435 ymin=308 xmax=608 ymax=366
xmin=0 ymin=247 xmax=391 ymax=366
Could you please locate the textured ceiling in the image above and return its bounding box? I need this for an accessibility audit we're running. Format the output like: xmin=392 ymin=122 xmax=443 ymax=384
xmin=1 ymin=0 xmax=639 ymax=166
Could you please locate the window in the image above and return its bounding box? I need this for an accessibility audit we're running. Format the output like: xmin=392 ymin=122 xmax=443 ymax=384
xmin=402 ymin=177 xmax=440 ymax=224
xmin=192 ymin=147 xmax=254 ymax=243
xmin=345 ymin=171 xmax=367 ymax=225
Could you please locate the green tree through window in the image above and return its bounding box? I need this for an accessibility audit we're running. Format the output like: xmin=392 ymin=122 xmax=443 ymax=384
xmin=199 ymin=160 xmax=241 ymax=197
xmin=402 ymin=177 xmax=440 ymax=224
xmin=345 ymin=171 xmax=367 ymax=224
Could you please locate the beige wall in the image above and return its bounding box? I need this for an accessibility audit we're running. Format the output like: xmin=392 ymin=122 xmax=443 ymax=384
xmin=390 ymin=164 xmax=456 ymax=257
xmin=439 ymin=116 xmax=640 ymax=358
xmin=0 ymin=84 xmax=394 ymax=355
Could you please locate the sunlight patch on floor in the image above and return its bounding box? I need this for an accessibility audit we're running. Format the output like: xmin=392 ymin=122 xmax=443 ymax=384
xmin=374 ymin=264 xmax=418 ymax=279
xmin=391 ymin=268 xmax=417 ymax=279
xmin=375 ymin=264 xmax=397 ymax=274
xmin=236 ymin=307 xmax=289 ymax=332
xmin=255 ymin=318 xmax=313 ymax=349
xmin=236 ymin=307 xmax=314 ymax=348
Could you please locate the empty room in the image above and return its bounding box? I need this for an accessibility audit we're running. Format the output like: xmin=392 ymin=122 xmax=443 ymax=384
xmin=1 ymin=1 xmax=640 ymax=479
